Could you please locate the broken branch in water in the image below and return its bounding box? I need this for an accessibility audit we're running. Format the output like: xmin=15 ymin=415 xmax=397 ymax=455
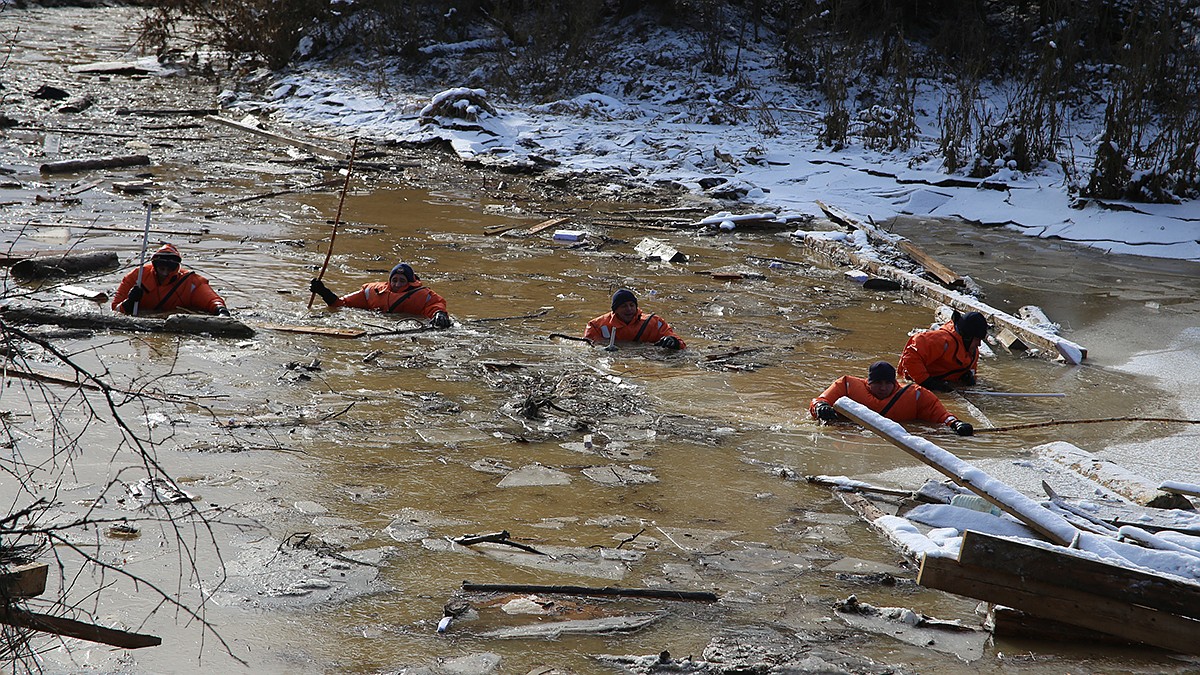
xmin=451 ymin=531 xmax=553 ymax=557
xmin=461 ymin=581 xmax=718 ymax=602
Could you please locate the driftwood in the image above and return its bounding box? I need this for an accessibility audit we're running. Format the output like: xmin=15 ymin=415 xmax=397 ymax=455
xmin=19 ymin=220 xmax=201 ymax=237
xmin=1 ymin=562 xmax=48 ymax=599
xmin=206 ymin=115 xmax=346 ymax=160
xmin=0 ymin=304 xmax=255 ymax=338
xmin=976 ymin=416 xmax=1196 ymax=433
xmin=255 ymin=323 xmax=366 ymax=339
xmin=806 ymin=475 xmax=916 ymax=498
xmin=452 ymin=531 xmax=551 ymax=557
xmin=39 ymin=154 xmax=150 ymax=174
xmin=10 ymin=252 xmax=118 ymax=279
xmin=461 ymin=581 xmax=717 ymax=602
xmin=57 ymin=285 xmax=108 ymax=303
xmin=0 ymin=605 xmax=161 ymax=649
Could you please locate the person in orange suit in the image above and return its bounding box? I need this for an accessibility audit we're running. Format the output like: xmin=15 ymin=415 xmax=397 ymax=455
xmin=584 ymin=289 xmax=685 ymax=350
xmin=897 ymin=310 xmax=989 ymax=392
xmin=111 ymin=243 xmax=230 ymax=316
xmin=811 ymin=361 xmax=974 ymax=435
xmin=310 ymin=263 xmax=451 ymax=328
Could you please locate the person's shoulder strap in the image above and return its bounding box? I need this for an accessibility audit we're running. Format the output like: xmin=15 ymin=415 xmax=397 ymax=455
xmin=387 ymin=285 xmax=426 ymax=313
xmin=632 ymin=313 xmax=657 ymax=342
xmin=879 ymin=384 xmax=912 ymax=417
xmin=153 ymin=271 xmax=195 ymax=311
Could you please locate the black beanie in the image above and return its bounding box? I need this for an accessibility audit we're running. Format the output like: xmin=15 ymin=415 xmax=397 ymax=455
xmin=390 ymin=263 xmax=416 ymax=283
xmin=867 ymin=361 xmax=897 ymax=383
xmin=611 ymin=289 xmax=637 ymax=311
xmin=955 ymin=311 xmax=989 ymax=340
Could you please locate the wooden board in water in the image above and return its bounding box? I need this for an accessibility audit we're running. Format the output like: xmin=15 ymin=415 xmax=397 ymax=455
xmin=256 ymin=323 xmax=366 ymax=339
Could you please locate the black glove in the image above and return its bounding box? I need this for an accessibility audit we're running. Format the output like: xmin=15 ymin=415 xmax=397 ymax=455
xmin=431 ymin=311 xmax=451 ymax=329
xmin=950 ymin=419 xmax=974 ymax=436
xmin=215 ymin=307 xmax=231 ymax=317
xmin=310 ymin=278 xmax=338 ymax=306
xmin=961 ymin=371 xmax=976 ymax=386
xmin=922 ymin=377 xmax=953 ymax=392
xmin=127 ymin=285 xmax=145 ymax=303
xmin=655 ymin=336 xmax=681 ymax=350
xmin=814 ymin=402 xmax=838 ymax=422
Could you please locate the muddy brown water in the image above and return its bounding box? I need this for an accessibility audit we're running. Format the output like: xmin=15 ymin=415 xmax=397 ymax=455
xmin=3 ymin=5 xmax=1200 ymax=674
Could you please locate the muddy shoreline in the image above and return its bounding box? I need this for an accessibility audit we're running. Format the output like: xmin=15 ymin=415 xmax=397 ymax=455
xmin=5 ymin=5 xmax=1200 ymax=675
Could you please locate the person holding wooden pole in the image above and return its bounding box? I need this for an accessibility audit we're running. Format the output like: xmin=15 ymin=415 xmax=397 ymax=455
xmin=812 ymin=361 xmax=974 ymax=435
xmin=309 ymin=263 xmax=452 ymax=328
xmin=111 ymin=243 xmax=230 ymax=316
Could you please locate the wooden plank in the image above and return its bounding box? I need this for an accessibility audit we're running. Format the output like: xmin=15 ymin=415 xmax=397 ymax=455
xmin=525 ymin=216 xmax=570 ymax=235
xmin=1159 ymin=481 xmax=1200 ymax=499
xmin=897 ymin=240 xmax=963 ymax=287
xmin=955 ymin=530 xmax=1200 ymax=620
xmin=483 ymin=222 xmax=524 ymax=236
xmin=1040 ymin=443 xmax=1193 ymax=510
xmin=918 ymin=553 xmax=1200 ymax=654
xmin=58 ymin=285 xmax=108 ymax=303
xmin=0 ymin=562 xmax=48 ymax=598
xmin=0 ymin=605 xmax=161 ymax=649
xmin=205 ymin=115 xmax=347 ymax=160
xmin=832 ymin=399 xmax=1076 ymax=545
xmin=255 ymin=323 xmax=366 ymax=339
xmin=987 ymin=605 xmax=1135 ymax=645
xmin=798 ymin=226 xmax=1088 ymax=362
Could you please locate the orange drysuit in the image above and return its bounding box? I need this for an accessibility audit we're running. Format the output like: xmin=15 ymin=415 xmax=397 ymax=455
xmin=584 ymin=310 xmax=685 ymax=349
xmin=334 ymin=281 xmax=447 ymax=319
xmin=897 ymin=321 xmax=979 ymax=385
xmin=111 ymin=264 xmax=227 ymax=315
xmin=810 ymin=376 xmax=954 ymax=426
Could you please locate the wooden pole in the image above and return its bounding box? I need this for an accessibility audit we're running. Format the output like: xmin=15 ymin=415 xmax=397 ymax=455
xmin=308 ymin=138 xmax=358 ymax=309
xmin=132 ymin=202 xmax=152 ymax=316
xmin=0 ymin=606 xmax=161 ymax=649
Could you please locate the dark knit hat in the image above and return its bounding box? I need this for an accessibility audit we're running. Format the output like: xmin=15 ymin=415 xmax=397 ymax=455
xmin=150 ymin=243 xmax=181 ymax=264
xmin=867 ymin=361 xmax=897 ymax=383
xmin=390 ymin=263 xmax=416 ymax=283
xmin=611 ymin=289 xmax=637 ymax=311
xmin=955 ymin=311 xmax=989 ymax=340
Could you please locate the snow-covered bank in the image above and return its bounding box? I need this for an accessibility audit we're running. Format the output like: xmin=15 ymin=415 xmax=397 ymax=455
xmin=236 ymin=24 xmax=1200 ymax=263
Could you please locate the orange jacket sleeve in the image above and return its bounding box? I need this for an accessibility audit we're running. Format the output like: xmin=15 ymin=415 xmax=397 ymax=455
xmin=810 ymin=376 xmax=851 ymax=417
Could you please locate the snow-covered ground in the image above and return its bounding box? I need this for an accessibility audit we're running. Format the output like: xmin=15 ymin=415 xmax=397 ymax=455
xmin=231 ymin=16 xmax=1200 ymax=262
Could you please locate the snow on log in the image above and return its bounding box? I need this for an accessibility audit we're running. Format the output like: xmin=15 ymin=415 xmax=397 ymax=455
xmin=1038 ymin=441 xmax=1193 ymax=510
xmin=832 ymin=398 xmax=1079 ymax=546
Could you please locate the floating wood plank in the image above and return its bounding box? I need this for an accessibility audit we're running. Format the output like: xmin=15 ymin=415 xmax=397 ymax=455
xmin=832 ymin=399 xmax=1076 ymax=545
xmin=483 ymin=222 xmax=525 ymax=236
xmin=1039 ymin=442 xmax=1193 ymax=510
xmin=462 ymin=581 xmax=717 ymax=602
xmin=205 ymin=115 xmax=347 ymax=160
xmin=987 ymin=605 xmax=1135 ymax=645
xmin=10 ymin=252 xmax=118 ymax=279
xmin=918 ymin=530 xmax=1200 ymax=653
xmin=0 ymin=562 xmax=48 ymax=598
xmin=0 ymin=605 xmax=161 ymax=649
xmin=995 ymin=327 xmax=1027 ymax=350
xmin=1160 ymin=480 xmax=1200 ymax=499
xmin=58 ymin=285 xmax=108 ymax=303
xmin=0 ymin=364 xmax=102 ymax=391
xmin=525 ymin=217 xmax=570 ymax=235
xmin=39 ymin=154 xmax=150 ymax=174
xmin=799 ymin=224 xmax=1087 ymax=363
xmin=895 ymin=240 xmax=964 ymax=287
xmin=255 ymin=323 xmax=366 ymax=339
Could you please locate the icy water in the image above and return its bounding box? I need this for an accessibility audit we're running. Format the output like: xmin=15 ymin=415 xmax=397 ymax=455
xmin=3 ymin=5 xmax=1200 ymax=675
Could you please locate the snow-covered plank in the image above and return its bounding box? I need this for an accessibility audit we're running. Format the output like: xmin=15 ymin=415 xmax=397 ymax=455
xmin=1039 ymin=442 xmax=1193 ymax=510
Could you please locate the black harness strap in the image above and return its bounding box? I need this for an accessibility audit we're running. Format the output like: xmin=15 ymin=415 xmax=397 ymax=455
xmin=387 ymin=286 xmax=427 ymax=313
xmin=633 ymin=313 xmax=656 ymax=342
xmin=153 ymin=271 xmax=195 ymax=311
xmin=879 ymin=384 xmax=912 ymax=417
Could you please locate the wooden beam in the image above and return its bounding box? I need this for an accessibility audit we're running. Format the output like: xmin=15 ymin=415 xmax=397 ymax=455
xmin=918 ymin=532 xmax=1200 ymax=654
xmin=799 ymin=227 xmax=1087 ymax=362
xmin=254 ymin=323 xmax=366 ymax=339
xmin=1040 ymin=443 xmax=1193 ymax=510
xmin=462 ymin=581 xmax=717 ymax=602
xmin=1 ymin=562 xmax=48 ymax=599
xmin=987 ymin=605 xmax=1135 ymax=645
xmin=525 ymin=216 xmax=571 ymax=235
xmin=897 ymin=240 xmax=963 ymax=287
xmin=832 ymin=399 xmax=1076 ymax=545
xmin=0 ymin=606 xmax=161 ymax=649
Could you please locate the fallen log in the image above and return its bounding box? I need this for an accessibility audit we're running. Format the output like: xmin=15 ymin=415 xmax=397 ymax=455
xmin=57 ymin=285 xmax=108 ymax=303
xmin=10 ymin=252 xmax=118 ymax=279
xmin=206 ymin=115 xmax=346 ymax=160
xmin=0 ymin=304 xmax=255 ymax=338
xmin=39 ymin=154 xmax=150 ymax=174
xmin=0 ymin=562 xmax=48 ymax=598
xmin=255 ymin=323 xmax=366 ymax=339
xmin=0 ymin=605 xmax=161 ymax=649
xmin=1039 ymin=441 xmax=1193 ymax=510
xmin=461 ymin=581 xmax=717 ymax=602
